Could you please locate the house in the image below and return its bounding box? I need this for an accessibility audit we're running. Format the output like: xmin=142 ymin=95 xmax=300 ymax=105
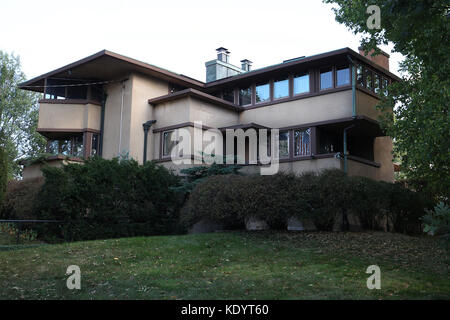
xmin=19 ymin=47 xmax=398 ymax=181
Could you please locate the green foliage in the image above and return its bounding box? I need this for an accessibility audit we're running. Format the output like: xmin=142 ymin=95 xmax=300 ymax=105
xmin=323 ymin=0 xmax=450 ymax=200
xmin=422 ymin=202 xmax=450 ymax=238
xmin=0 ymin=147 xmax=7 ymax=209
xmin=0 ymin=51 xmax=46 ymax=178
xmin=183 ymin=169 xmax=427 ymax=233
xmin=34 ymin=157 xmax=183 ymax=241
xmin=172 ymin=155 xmax=242 ymax=195
xmin=0 ymin=177 xmax=44 ymax=220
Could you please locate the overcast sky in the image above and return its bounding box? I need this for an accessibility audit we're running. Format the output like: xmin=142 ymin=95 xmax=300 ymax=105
xmin=1 ymin=0 xmax=403 ymax=82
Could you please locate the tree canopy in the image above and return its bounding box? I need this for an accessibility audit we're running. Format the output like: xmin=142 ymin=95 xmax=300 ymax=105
xmin=323 ymin=0 xmax=449 ymax=199
xmin=0 ymin=51 xmax=46 ymax=178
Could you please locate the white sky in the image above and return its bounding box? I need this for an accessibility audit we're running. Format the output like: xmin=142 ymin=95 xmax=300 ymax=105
xmin=1 ymin=0 xmax=403 ymax=82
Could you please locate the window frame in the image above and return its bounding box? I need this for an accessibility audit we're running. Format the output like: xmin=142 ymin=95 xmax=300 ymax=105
xmin=292 ymin=71 xmax=310 ymax=96
xmin=161 ymin=130 xmax=178 ymax=158
xmin=293 ymin=128 xmax=312 ymax=158
xmin=319 ymin=66 xmax=334 ymax=91
xmin=273 ymin=76 xmax=290 ymax=100
xmin=335 ymin=65 xmax=351 ymax=87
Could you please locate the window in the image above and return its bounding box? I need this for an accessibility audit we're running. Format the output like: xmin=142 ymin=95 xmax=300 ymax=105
xmin=273 ymin=77 xmax=289 ymax=99
xmin=91 ymin=134 xmax=99 ymax=156
xmin=255 ymin=82 xmax=270 ymax=103
xmin=365 ymin=68 xmax=372 ymax=90
xmin=162 ymin=131 xmax=177 ymax=157
xmin=320 ymin=67 xmax=333 ymax=90
xmin=336 ymin=66 xmax=350 ymax=86
xmin=72 ymin=135 xmax=84 ymax=157
xmin=293 ymin=73 xmax=309 ymax=95
xmin=222 ymin=89 xmax=235 ymax=103
xmin=374 ymin=73 xmax=381 ymax=94
xmin=46 ymin=134 xmax=84 ymax=157
xmin=356 ymin=65 xmax=364 ymax=86
xmin=294 ymin=128 xmax=311 ymax=156
xmin=239 ymin=87 xmax=252 ymax=106
xmin=279 ymin=131 xmax=290 ymax=158
xmin=382 ymin=77 xmax=389 ymax=96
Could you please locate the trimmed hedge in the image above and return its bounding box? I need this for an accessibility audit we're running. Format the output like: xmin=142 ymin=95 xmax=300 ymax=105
xmin=34 ymin=157 xmax=183 ymax=241
xmin=182 ymin=169 xmax=428 ymax=233
xmin=0 ymin=177 xmax=44 ymax=220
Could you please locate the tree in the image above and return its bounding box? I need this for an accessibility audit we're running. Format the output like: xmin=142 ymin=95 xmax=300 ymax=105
xmin=0 ymin=146 xmax=7 ymax=208
xmin=0 ymin=50 xmax=46 ymax=178
xmin=323 ymin=0 xmax=449 ymax=200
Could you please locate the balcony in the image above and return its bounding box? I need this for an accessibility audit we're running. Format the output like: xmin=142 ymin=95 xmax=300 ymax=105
xmin=37 ymin=99 xmax=101 ymax=134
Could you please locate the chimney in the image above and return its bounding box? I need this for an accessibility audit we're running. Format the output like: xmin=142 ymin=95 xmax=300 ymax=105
xmin=241 ymin=59 xmax=253 ymax=72
xmin=358 ymin=47 xmax=390 ymax=71
xmin=205 ymin=47 xmax=243 ymax=82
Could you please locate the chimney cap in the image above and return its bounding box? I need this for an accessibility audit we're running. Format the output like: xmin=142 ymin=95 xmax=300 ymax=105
xmin=240 ymin=59 xmax=253 ymax=63
xmin=216 ymin=47 xmax=229 ymax=52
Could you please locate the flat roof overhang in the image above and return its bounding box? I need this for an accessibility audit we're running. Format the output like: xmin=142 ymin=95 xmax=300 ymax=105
xmin=19 ymin=50 xmax=205 ymax=93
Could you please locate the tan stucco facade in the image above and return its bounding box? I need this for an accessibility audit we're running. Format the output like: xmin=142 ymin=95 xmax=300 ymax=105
xmin=38 ymin=102 xmax=101 ymax=131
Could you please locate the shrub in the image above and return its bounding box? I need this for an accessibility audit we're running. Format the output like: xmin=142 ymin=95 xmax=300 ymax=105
xmin=422 ymin=202 xmax=450 ymax=239
xmin=0 ymin=177 xmax=44 ymax=220
xmin=34 ymin=157 xmax=182 ymax=241
xmin=183 ymin=169 xmax=427 ymax=233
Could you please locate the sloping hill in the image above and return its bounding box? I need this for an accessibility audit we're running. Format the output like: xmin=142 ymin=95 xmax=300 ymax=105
xmin=0 ymin=231 xmax=448 ymax=299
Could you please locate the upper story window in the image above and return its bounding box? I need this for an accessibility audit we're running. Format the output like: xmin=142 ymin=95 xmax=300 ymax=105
xmin=320 ymin=67 xmax=333 ymax=90
xmin=365 ymin=68 xmax=373 ymax=91
xmin=374 ymin=73 xmax=381 ymax=94
xmin=273 ymin=77 xmax=289 ymax=99
xmin=382 ymin=77 xmax=389 ymax=96
xmin=356 ymin=65 xmax=364 ymax=86
xmin=222 ymin=89 xmax=235 ymax=103
xmin=255 ymin=82 xmax=270 ymax=104
xmin=293 ymin=72 xmax=309 ymax=95
xmin=294 ymin=128 xmax=311 ymax=156
xmin=336 ymin=65 xmax=350 ymax=86
xmin=239 ymin=87 xmax=252 ymax=106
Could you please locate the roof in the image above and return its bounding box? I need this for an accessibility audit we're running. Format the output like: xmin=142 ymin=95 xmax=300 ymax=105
xmin=19 ymin=50 xmax=205 ymax=93
xmin=19 ymin=47 xmax=401 ymax=94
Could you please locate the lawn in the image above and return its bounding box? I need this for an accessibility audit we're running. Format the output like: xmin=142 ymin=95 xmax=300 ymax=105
xmin=0 ymin=231 xmax=448 ymax=299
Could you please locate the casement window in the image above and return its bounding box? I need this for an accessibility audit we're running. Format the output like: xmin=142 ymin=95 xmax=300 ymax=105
xmin=46 ymin=134 xmax=84 ymax=157
xmin=222 ymin=89 xmax=235 ymax=103
xmin=382 ymin=77 xmax=389 ymax=96
xmin=255 ymin=82 xmax=270 ymax=103
xmin=374 ymin=73 xmax=381 ymax=94
xmin=320 ymin=67 xmax=333 ymax=90
xmin=365 ymin=68 xmax=373 ymax=91
xmin=273 ymin=77 xmax=290 ymax=99
xmin=162 ymin=130 xmax=178 ymax=157
xmin=294 ymin=128 xmax=311 ymax=156
xmin=293 ymin=72 xmax=309 ymax=95
xmin=356 ymin=65 xmax=364 ymax=86
xmin=278 ymin=131 xmax=290 ymax=158
xmin=239 ymin=87 xmax=252 ymax=106
xmin=91 ymin=134 xmax=100 ymax=156
xmin=336 ymin=65 xmax=350 ymax=86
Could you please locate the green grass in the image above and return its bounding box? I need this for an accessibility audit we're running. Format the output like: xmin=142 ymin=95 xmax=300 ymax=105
xmin=0 ymin=231 xmax=448 ymax=299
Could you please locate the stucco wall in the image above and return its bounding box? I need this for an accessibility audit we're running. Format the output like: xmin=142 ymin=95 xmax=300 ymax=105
xmin=239 ymin=90 xmax=353 ymax=128
xmin=38 ymin=102 xmax=101 ymax=131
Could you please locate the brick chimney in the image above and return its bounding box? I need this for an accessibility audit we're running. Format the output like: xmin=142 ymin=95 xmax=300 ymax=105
xmin=358 ymin=47 xmax=390 ymax=71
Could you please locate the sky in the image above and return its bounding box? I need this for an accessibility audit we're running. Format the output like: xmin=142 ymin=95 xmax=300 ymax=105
xmin=1 ymin=0 xmax=403 ymax=82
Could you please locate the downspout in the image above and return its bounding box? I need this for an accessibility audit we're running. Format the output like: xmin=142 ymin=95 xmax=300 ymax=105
xmin=347 ymin=55 xmax=357 ymax=117
xmin=98 ymin=92 xmax=107 ymax=157
xmin=142 ymin=120 xmax=157 ymax=163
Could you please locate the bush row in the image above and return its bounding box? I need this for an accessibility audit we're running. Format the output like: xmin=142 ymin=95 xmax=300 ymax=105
xmin=1 ymin=157 xmax=183 ymax=241
xmin=182 ymin=169 xmax=429 ymax=234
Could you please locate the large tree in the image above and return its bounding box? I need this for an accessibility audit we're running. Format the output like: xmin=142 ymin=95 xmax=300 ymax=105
xmin=323 ymin=0 xmax=449 ymax=200
xmin=0 ymin=50 xmax=46 ymax=179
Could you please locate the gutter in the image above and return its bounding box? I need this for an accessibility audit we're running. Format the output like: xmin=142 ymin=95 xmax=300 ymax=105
xmin=347 ymin=55 xmax=357 ymax=117
xmin=343 ymin=124 xmax=356 ymax=174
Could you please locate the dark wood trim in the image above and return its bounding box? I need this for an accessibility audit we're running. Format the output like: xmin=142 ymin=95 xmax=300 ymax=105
xmin=148 ymin=88 xmax=242 ymax=112
xmin=347 ymin=155 xmax=381 ymax=167
xmin=38 ymin=99 xmax=102 ymax=106
xmin=152 ymin=122 xmax=213 ymax=133
xmin=37 ymin=128 xmax=101 ymax=134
